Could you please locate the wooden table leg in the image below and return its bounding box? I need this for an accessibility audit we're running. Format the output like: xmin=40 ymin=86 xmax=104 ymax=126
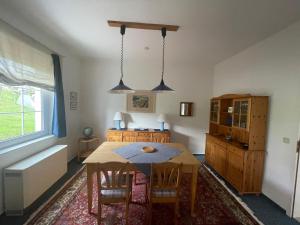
xmin=190 ymin=165 xmax=198 ymax=217
xmin=87 ymin=164 xmax=94 ymax=214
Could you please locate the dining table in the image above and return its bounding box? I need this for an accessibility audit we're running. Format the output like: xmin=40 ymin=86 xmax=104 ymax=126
xmin=83 ymin=141 xmax=200 ymax=216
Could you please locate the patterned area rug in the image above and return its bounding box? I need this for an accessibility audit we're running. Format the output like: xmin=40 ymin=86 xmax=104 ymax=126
xmin=25 ymin=164 xmax=262 ymax=225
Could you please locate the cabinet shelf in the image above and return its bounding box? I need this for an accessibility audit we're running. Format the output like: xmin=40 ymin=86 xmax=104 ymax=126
xmin=220 ymin=124 xmax=232 ymax=127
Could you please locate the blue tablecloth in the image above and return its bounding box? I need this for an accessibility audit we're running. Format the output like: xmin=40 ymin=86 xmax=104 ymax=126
xmin=113 ymin=142 xmax=181 ymax=175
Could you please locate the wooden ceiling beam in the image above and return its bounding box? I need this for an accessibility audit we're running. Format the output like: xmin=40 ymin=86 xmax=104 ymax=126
xmin=107 ymin=20 xmax=179 ymax=31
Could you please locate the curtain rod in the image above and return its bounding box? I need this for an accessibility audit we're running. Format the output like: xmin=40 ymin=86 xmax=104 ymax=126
xmin=0 ymin=19 xmax=65 ymax=57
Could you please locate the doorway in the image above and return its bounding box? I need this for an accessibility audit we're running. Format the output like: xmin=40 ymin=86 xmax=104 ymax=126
xmin=291 ymin=123 xmax=300 ymax=219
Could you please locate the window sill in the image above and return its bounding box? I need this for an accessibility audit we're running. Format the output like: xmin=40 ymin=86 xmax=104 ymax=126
xmin=0 ymin=135 xmax=56 ymax=156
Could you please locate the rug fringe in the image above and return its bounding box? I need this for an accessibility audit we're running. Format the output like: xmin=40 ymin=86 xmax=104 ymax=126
xmin=202 ymin=164 xmax=265 ymax=225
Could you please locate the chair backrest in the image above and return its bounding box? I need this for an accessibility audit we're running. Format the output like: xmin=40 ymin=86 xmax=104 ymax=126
xmin=150 ymin=162 xmax=182 ymax=191
xmin=97 ymin=162 xmax=130 ymax=191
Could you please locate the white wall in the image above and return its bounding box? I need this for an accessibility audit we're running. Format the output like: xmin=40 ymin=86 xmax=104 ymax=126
xmin=0 ymin=6 xmax=81 ymax=214
xmin=213 ymin=21 xmax=300 ymax=214
xmin=56 ymin=56 xmax=81 ymax=160
xmin=80 ymin=59 xmax=213 ymax=154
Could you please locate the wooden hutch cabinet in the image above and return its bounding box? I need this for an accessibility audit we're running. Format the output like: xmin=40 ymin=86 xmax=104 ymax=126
xmin=206 ymin=94 xmax=268 ymax=194
xmin=106 ymin=129 xmax=171 ymax=143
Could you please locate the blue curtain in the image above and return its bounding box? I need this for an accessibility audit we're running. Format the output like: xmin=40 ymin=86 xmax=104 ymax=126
xmin=52 ymin=54 xmax=67 ymax=137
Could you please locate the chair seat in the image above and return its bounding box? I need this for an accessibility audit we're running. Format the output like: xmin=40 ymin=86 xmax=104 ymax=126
xmin=101 ymin=189 xmax=127 ymax=198
xmin=100 ymin=174 xmax=133 ymax=198
xmin=152 ymin=189 xmax=177 ymax=197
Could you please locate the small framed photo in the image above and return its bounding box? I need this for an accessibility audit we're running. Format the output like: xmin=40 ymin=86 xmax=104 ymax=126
xmin=228 ymin=106 xmax=233 ymax=113
xmin=127 ymin=91 xmax=156 ymax=113
xmin=70 ymin=91 xmax=78 ymax=110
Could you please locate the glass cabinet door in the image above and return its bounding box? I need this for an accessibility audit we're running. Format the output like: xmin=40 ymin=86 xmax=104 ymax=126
xmin=240 ymin=101 xmax=249 ymax=128
xmin=234 ymin=101 xmax=240 ymax=114
xmin=240 ymin=115 xmax=247 ymax=128
xmin=233 ymin=113 xmax=240 ymax=127
xmin=241 ymin=101 xmax=248 ymax=114
xmin=210 ymin=100 xmax=220 ymax=123
xmin=233 ymin=99 xmax=250 ymax=129
xmin=233 ymin=101 xmax=240 ymax=127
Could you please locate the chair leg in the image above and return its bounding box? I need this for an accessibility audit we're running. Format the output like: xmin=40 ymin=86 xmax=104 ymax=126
xmin=175 ymin=200 xmax=180 ymax=217
xmin=98 ymin=200 xmax=101 ymax=225
xmin=145 ymin=184 xmax=148 ymax=203
xmin=134 ymin=171 xmax=137 ymax=185
xmin=174 ymin=201 xmax=179 ymax=225
xmin=148 ymin=201 xmax=152 ymax=225
xmin=125 ymin=199 xmax=129 ymax=225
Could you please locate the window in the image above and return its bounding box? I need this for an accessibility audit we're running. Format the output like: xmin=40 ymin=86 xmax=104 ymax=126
xmin=0 ymin=83 xmax=53 ymax=148
xmin=0 ymin=19 xmax=55 ymax=149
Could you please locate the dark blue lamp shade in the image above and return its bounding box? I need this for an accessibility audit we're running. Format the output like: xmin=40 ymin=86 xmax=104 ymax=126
xmin=152 ymin=79 xmax=174 ymax=92
xmin=109 ymin=79 xmax=135 ymax=94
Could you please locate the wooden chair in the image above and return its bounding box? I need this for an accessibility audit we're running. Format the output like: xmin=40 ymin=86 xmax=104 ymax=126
xmin=147 ymin=162 xmax=182 ymax=225
xmin=96 ymin=162 xmax=132 ymax=225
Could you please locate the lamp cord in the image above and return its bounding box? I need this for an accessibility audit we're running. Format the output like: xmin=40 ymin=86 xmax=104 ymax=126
xmin=162 ymin=36 xmax=165 ymax=79
xmin=120 ymin=34 xmax=124 ymax=80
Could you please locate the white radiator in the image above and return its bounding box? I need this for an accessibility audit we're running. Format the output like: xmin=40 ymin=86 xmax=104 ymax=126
xmin=4 ymin=145 xmax=67 ymax=215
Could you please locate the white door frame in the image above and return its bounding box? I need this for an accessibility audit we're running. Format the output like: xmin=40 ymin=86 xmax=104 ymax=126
xmin=290 ymin=121 xmax=300 ymax=218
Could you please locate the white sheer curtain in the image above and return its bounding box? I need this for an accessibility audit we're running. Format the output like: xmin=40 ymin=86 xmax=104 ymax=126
xmin=0 ymin=19 xmax=54 ymax=91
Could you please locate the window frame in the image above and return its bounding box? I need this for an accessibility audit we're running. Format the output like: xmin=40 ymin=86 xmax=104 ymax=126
xmin=0 ymin=86 xmax=53 ymax=150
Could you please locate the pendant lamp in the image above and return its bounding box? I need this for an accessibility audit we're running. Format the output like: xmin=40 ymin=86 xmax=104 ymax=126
xmin=152 ymin=27 xmax=174 ymax=92
xmin=109 ymin=25 xmax=135 ymax=94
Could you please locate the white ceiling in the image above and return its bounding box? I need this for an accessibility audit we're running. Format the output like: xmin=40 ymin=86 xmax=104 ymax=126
xmin=1 ymin=0 xmax=300 ymax=66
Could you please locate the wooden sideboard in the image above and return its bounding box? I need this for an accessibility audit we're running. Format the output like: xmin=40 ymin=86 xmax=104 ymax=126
xmin=106 ymin=129 xmax=171 ymax=143
xmin=206 ymin=94 xmax=268 ymax=194
xmin=206 ymin=134 xmax=265 ymax=194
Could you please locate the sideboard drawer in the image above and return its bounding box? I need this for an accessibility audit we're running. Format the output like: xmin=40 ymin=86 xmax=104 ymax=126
xmin=107 ymin=131 xmax=122 ymax=136
xmin=106 ymin=130 xmax=170 ymax=143
xmin=137 ymin=132 xmax=152 ymax=137
xmin=206 ymin=135 xmax=226 ymax=148
xmin=228 ymin=145 xmax=244 ymax=158
xmin=123 ymin=131 xmax=137 ymax=137
xmin=122 ymin=131 xmax=137 ymax=142
xmin=152 ymin=133 xmax=170 ymax=143
xmin=106 ymin=131 xmax=122 ymax=142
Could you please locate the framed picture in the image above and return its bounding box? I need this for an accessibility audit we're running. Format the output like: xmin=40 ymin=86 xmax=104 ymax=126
xmin=70 ymin=91 xmax=78 ymax=110
xmin=127 ymin=91 xmax=156 ymax=113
